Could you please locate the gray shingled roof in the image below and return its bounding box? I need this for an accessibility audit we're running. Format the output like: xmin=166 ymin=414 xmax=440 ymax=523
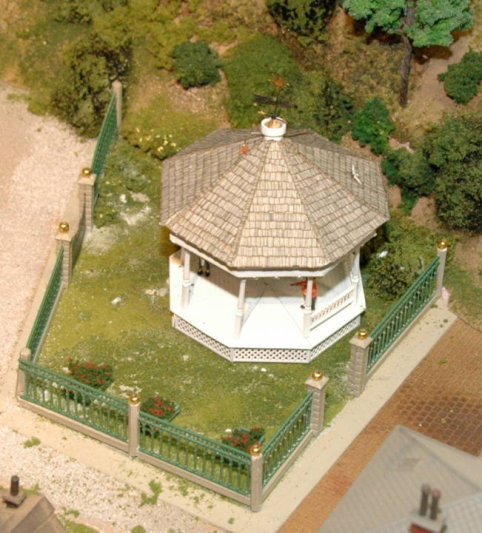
xmin=161 ymin=127 xmax=388 ymax=270
xmin=319 ymin=426 xmax=482 ymax=533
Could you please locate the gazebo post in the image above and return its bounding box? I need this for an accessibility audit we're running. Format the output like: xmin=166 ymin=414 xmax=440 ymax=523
xmin=181 ymin=250 xmax=191 ymax=307
xmin=234 ymin=279 xmax=247 ymax=337
xmin=303 ymin=278 xmax=314 ymax=337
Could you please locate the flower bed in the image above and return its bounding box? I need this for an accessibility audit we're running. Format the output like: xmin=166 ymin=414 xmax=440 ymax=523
xmin=67 ymin=360 xmax=114 ymax=390
xmin=222 ymin=426 xmax=265 ymax=452
xmin=141 ymin=395 xmax=179 ymax=422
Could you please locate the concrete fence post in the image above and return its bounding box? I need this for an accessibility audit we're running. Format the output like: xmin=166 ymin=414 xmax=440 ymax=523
xmin=78 ymin=168 xmax=96 ymax=234
xmin=436 ymin=239 xmax=448 ymax=298
xmin=347 ymin=329 xmax=373 ymax=397
xmin=305 ymin=370 xmax=329 ymax=434
xmin=112 ymin=80 xmax=123 ymax=130
xmin=250 ymin=444 xmax=263 ymax=512
xmin=128 ymin=395 xmax=140 ymax=458
xmin=56 ymin=222 xmax=73 ymax=286
xmin=16 ymin=348 xmax=31 ymax=397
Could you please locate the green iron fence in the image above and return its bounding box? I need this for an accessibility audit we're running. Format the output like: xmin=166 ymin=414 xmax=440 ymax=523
xmin=139 ymin=412 xmax=251 ymax=495
xmin=91 ymin=93 xmax=118 ymax=197
xmin=367 ymin=256 xmax=440 ymax=372
xmin=26 ymin=249 xmax=64 ymax=362
xmin=262 ymin=392 xmax=312 ymax=486
xmin=20 ymin=360 xmax=128 ymax=442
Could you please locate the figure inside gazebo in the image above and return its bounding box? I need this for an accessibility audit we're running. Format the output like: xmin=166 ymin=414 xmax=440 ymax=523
xmin=161 ymin=117 xmax=388 ymax=363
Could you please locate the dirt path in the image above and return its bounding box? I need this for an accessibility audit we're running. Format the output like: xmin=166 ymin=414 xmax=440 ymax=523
xmin=279 ymin=319 xmax=482 ymax=533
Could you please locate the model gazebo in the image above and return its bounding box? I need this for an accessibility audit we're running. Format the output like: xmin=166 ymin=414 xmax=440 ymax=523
xmin=161 ymin=118 xmax=388 ymax=363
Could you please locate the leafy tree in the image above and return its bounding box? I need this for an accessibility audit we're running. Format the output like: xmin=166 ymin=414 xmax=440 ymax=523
xmin=439 ymin=50 xmax=482 ymax=104
xmin=352 ymin=97 xmax=394 ymax=155
xmin=425 ymin=112 xmax=482 ymax=232
xmin=267 ymin=0 xmax=337 ymax=40
xmin=342 ymin=0 xmax=473 ymax=106
xmin=171 ymin=41 xmax=222 ymax=89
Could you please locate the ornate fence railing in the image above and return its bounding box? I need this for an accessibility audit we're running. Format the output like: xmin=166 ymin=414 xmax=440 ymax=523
xmin=262 ymin=392 xmax=312 ymax=486
xmin=20 ymin=359 xmax=128 ymax=442
xmin=26 ymin=248 xmax=64 ymax=362
xmin=91 ymin=93 xmax=118 ymax=198
xmin=139 ymin=412 xmax=251 ymax=495
xmin=367 ymin=256 xmax=440 ymax=372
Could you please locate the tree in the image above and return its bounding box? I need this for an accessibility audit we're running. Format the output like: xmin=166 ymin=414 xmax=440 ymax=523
xmin=342 ymin=0 xmax=473 ymax=106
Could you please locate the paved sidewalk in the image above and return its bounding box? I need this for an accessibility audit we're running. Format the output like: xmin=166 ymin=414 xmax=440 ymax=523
xmin=279 ymin=319 xmax=482 ymax=533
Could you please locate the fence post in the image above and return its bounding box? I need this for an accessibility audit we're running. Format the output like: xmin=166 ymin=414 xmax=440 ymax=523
xmin=112 ymin=80 xmax=123 ymax=130
xmin=250 ymin=444 xmax=263 ymax=512
xmin=56 ymin=222 xmax=72 ymax=286
xmin=16 ymin=348 xmax=31 ymax=397
xmin=305 ymin=370 xmax=329 ymax=434
xmin=347 ymin=328 xmax=373 ymax=397
xmin=128 ymin=395 xmax=140 ymax=458
xmin=436 ymin=239 xmax=448 ymax=298
xmin=78 ymin=168 xmax=96 ymax=234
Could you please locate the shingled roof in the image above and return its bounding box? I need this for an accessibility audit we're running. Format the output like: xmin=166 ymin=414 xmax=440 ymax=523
xmin=161 ymin=126 xmax=388 ymax=270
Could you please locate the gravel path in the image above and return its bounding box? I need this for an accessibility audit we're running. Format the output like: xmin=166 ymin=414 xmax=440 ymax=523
xmin=0 ymin=85 xmax=220 ymax=532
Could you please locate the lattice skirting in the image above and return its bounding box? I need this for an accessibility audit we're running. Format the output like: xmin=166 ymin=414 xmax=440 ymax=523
xmin=172 ymin=315 xmax=360 ymax=363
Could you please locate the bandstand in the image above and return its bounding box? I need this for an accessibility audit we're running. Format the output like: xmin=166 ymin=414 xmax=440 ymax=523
xmin=161 ymin=118 xmax=388 ymax=363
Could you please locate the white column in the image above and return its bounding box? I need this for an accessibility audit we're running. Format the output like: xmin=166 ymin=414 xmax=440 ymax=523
xmin=303 ymin=278 xmax=313 ymax=337
xmin=234 ymin=279 xmax=247 ymax=337
xmin=181 ymin=250 xmax=191 ymax=308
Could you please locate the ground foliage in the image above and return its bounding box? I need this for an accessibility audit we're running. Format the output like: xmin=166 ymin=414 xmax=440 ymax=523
xmin=267 ymin=0 xmax=337 ymax=41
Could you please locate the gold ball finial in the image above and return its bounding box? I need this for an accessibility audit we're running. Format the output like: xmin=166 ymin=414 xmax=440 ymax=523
xmin=437 ymin=239 xmax=448 ymax=250
xmin=312 ymin=369 xmax=323 ymax=381
xmin=357 ymin=328 xmax=368 ymax=340
xmin=81 ymin=167 xmax=92 ymax=177
xmin=58 ymin=222 xmax=70 ymax=234
xmin=249 ymin=443 xmax=262 ymax=456
xmin=129 ymin=394 xmax=140 ymax=406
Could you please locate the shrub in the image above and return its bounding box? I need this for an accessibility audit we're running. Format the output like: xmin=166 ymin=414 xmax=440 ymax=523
xmin=171 ymin=41 xmax=222 ymax=89
xmin=439 ymin=50 xmax=482 ymax=104
xmin=141 ymin=395 xmax=178 ymax=420
xmin=50 ymin=28 xmax=131 ymax=136
xmin=67 ymin=359 xmax=114 ymax=390
xmin=382 ymin=147 xmax=435 ymax=204
xmin=424 ymin=112 xmax=482 ymax=232
xmin=221 ymin=426 xmax=265 ymax=452
xmin=288 ymin=70 xmax=356 ymax=142
xmin=352 ymin=97 xmax=394 ymax=155
xmin=267 ymin=0 xmax=337 ymax=39
xmin=53 ymin=0 xmax=128 ymax=24
xmin=224 ymin=35 xmax=301 ymax=127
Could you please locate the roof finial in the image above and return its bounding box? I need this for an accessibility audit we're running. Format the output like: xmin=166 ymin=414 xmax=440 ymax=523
xmin=261 ymin=116 xmax=287 ymax=140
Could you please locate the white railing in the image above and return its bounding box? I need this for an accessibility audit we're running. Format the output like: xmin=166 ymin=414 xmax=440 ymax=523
xmin=310 ymin=288 xmax=355 ymax=329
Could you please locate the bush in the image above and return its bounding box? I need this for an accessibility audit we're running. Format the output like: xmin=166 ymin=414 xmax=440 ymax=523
xmin=267 ymin=0 xmax=337 ymax=40
xmin=424 ymin=112 xmax=482 ymax=232
xmin=382 ymin=147 xmax=434 ymax=202
xmin=50 ymin=29 xmax=131 ymax=136
xmin=67 ymin=359 xmax=114 ymax=390
xmin=221 ymin=427 xmax=265 ymax=452
xmin=53 ymin=0 xmax=128 ymax=24
xmin=141 ymin=395 xmax=178 ymax=420
xmin=224 ymin=35 xmax=301 ymax=127
xmin=439 ymin=50 xmax=482 ymax=104
xmin=288 ymin=70 xmax=356 ymax=142
xmin=171 ymin=41 xmax=222 ymax=89
xmin=352 ymin=97 xmax=394 ymax=155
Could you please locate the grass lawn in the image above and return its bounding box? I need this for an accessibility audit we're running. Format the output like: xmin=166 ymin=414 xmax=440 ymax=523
xmin=39 ymin=142 xmax=400 ymax=442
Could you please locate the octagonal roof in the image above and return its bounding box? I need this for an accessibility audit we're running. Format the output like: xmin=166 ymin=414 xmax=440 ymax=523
xmin=161 ymin=126 xmax=389 ymax=270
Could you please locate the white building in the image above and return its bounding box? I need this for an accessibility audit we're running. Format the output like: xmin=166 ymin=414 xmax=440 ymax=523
xmin=161 ymin=118 xmax=388 ymax=363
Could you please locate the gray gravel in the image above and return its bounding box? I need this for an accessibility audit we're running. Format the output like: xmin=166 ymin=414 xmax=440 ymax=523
xmin=0 ymin=85 xmax=221 ymax=532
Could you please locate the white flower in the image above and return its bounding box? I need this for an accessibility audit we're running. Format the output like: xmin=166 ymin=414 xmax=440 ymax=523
xmin=378 ymin=250 xmax=388 ymax=258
